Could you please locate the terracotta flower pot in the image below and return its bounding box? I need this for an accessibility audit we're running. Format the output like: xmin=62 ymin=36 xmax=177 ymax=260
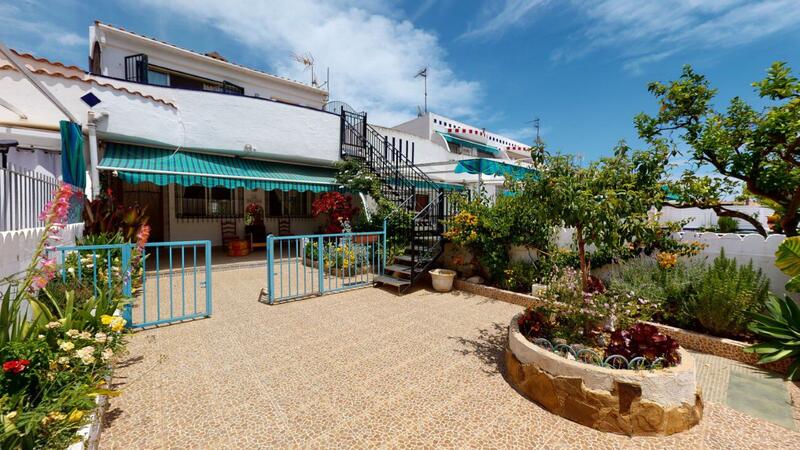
xmin=352 ymin=234 xmax=379 ymax=244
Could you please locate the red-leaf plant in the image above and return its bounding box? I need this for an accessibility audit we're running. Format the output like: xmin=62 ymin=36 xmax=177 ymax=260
xmin=605 ymin=323 xmax=681 ymax=367
xmin=311 ymin=192 xmax=359 ymax=233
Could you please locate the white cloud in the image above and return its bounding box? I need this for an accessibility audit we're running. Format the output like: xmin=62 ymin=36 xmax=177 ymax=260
xmin=460 ymin=0 xmax=549 ymax=40
xmin=553 ymin=0 xmax=800 ymax=72
xmin=138 ymin=0 xmax=482 ymax=126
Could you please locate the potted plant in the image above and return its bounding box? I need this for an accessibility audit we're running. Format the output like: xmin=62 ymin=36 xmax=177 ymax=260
xmin=351 ymin=211 xmax=380 ymax=244
xmin=429 ymin=268 xmax=457 ymax=292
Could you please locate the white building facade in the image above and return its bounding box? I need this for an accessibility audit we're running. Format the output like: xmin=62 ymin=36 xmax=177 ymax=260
xmin=2 ymin=22 xmax=525 ymax=248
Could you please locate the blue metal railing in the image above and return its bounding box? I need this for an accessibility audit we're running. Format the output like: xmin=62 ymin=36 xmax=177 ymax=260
xmin=135 ymin=241 xmax=212 ymax=328
xmin=265 ymin=227 xmax=385 ymax=304
xmin=51 ymin=240 xmax=212 ymax=328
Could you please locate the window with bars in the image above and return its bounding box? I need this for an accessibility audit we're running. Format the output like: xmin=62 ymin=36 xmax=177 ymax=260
xmin=265 ymin=190 xmax=314 ymax=217
xmin=175 ymin=185 xmax=243 ymax=218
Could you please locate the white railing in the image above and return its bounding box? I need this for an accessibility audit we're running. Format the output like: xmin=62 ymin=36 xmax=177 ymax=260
xmin=0 ymin=164 xmax=60 ymax=231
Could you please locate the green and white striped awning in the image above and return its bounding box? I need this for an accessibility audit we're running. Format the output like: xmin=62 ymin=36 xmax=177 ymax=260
xmin=437 ymin=132 xmax=502 ymax=157
xmin=98 ymin=143 xmax=339 ymax=193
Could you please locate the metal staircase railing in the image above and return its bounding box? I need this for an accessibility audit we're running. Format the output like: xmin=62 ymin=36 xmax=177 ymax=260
xmin=340 ymin=110 xmax=458 ymax=292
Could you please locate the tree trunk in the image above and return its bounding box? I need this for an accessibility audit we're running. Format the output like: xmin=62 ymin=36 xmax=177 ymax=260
xmin=711 ymin=206 xmax=769 ymax=237
xmin=781 ymin=211 xmax=799 ymax=237
xmin=576 ymin=223 xmax=589 ymax=291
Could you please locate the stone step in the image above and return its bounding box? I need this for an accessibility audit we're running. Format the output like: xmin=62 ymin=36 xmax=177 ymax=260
xmin=374 ymin=275 xmax=411 ymax=287
xmin=385 ymin=264 xmax=412 ymax=275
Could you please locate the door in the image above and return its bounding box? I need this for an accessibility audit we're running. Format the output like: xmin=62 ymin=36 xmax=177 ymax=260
xmin=121 ymin=181 xmax=165 ymax=241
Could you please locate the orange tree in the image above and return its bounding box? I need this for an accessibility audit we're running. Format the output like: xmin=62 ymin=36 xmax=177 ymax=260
xmin=636 ymin=62 xmax=800 ymax=236
xmin=521 ymin=143 xmax=670 ymax=289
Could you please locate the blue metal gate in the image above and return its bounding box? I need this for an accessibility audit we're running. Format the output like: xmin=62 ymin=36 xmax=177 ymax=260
xmin=52 ymin=240 xmax=212 ymax=328
xmin=265 ymin=228 xmax=385 ymax=304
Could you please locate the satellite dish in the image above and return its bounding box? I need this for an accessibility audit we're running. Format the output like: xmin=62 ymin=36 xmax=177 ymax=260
xmin=323 ymin=101 xmax=356 ymax=115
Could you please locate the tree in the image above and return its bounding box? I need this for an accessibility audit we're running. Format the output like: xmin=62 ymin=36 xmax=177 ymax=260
xmin=636 ymin=62 xmax=800 ymax=237
xmin=522 ymin=143 xmax=669 ymax=288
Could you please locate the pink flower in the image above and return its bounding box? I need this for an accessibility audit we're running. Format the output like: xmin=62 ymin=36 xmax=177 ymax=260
xmin=41 ymin=258 xmax=56 ymax=271
xmin=31 ymin=275 xmax=48 ymax=290
xmin=136 ymin=224 xmax=151 ymax=248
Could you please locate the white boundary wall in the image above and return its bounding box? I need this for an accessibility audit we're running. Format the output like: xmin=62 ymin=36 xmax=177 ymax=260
xmin=553 ymin=228 xmax=792 ymax=296
xmin=0 ymin=224 xmax=84 ymax=281
xmin=673 ymin=232 xmax=791 ymax=297
xmin=659 ymin=205 xmax=773 ymax=232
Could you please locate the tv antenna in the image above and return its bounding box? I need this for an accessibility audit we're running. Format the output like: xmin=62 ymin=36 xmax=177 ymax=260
xmin=293 ymin=52 xmax=318 ymax=87
xmin=525 ymin=117 xmax=541 ymax=143
xmin=415 ymin=67 xmax=428 ymax=114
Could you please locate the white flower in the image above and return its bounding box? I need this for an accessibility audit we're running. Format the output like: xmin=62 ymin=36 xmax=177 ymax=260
xmin=46 ymin=321 xmax=61 ymax=329
xmin=59 ymin=341 xmax=75 ymax=352
xmin=78 ymin=331 xmax=92 ymax=340
xmin=94 ymin=332 xmax=108 ymax=344
xmin=101 ymin=348 xmax=114 ymax=362
xmin=75 ymin=346 xmax=96 ymax=365
xmin=66 ymin=329 xmax=80 ymax=338
xmin=67 ymin=267 xmax=75 ymax=275
xmin=37 ymin=334 xmax=45 ymax=340
xmin=57 ymin=356 xmax=70 ymax=365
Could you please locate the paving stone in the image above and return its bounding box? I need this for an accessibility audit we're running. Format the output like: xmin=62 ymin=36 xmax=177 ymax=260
xmin=101 ymin=267 xmax=800 ymax=449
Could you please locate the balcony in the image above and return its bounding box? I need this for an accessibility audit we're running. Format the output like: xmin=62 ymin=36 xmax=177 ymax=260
xmin=124 ymin=53 xmax=244 ymax=95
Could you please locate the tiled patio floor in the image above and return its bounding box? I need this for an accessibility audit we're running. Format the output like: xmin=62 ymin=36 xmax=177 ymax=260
xmin=101 ymin=267 xmax=800 ymax=449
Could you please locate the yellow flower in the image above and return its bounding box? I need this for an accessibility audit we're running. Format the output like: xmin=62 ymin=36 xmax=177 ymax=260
xmin=67 ymin=410 xmax=84 ymax=423
xmin=109 ymin=317 xmax=127 ymax=332
xmin=100 ymin=315 xmax=114 ymax=325
xmin=59 ymin=341 xmax=75 ymax=352
xmin=657 ymin=252 xmax=677 ymax=269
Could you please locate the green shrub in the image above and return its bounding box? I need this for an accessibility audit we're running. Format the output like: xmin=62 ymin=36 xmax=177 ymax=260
xmin=444 ymin=193 xmax=554 ymax=282
xmin=499 ymin=260 xmax=550 ymax=293
xmin=609 ymin=257 xmax=704 ymax=328
xmin=745 ymin=295 xmax=800 ymax=380
xmin=716 ymin=216 xmax=739 ymax=233
xmin=688 ymin=250 xmax=769 ymax=337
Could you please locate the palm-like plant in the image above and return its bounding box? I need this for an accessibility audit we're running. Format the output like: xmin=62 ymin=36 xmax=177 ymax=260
xmin=744 ymin=236 xmax=800 ymax=379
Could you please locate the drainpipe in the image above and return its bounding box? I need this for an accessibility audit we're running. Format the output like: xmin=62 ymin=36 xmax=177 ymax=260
xmin=86 ymin=111 xmax=105 ymax=199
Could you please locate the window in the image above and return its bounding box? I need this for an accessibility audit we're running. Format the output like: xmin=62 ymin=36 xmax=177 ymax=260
xmin=90 ymin=42 xmax=102 ymax=75
xmin=265 ymin=190 xmax=314 ymax=217
xmin=222 ymin=81 xmax=245 ymax=95
xmin=176 ymin=185 xmax=243 ymax=218
xmin=209 ymin=187 xmax=234 ymax=216
xmin=180 ymin=185 xmax=206 ymax=217
xmin=147 ymin=69 xmax=170 ymax=87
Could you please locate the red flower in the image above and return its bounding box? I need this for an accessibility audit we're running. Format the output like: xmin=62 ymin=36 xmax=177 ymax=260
xmin=3 ymin=359 xmax=30 ymax=375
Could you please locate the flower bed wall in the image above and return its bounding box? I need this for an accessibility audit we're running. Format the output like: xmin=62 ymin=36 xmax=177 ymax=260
xmin=455 ymin=279 xmax=794 ymax=376
xmin=643 ymin=321 xmax=793 ymax=375
xmin=507 ymin=314 xmax=702 ymax=436
xmin=67 ymin=391 xmax=107 ymax=450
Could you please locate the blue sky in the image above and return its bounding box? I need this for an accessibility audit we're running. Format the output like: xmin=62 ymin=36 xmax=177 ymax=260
xmin=2 ymin=0 xmax=799 ymax=160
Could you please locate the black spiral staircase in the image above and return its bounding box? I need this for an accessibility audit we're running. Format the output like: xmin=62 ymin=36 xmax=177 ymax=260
xmin=339 ymin=110 xmax=458 ymax=293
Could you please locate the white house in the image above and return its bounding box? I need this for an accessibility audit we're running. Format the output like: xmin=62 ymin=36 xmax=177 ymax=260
xmin=1 ymin=21 xmax=531 ymax=252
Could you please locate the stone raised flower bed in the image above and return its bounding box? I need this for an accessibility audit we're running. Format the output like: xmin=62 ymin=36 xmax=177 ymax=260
xmin=455 ymin=279 xmax=795 ymax=376
xmin=506 ymin=313 xmax=703 ymax=436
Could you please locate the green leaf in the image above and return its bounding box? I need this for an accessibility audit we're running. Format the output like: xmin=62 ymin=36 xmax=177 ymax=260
xmin=786 ymin=276 xmax=800 ymax=293
xmin=758 ymin=348 xmax=797 ymax=364
xmin=787 ymin=358 xmax=800 ymax=381
xmin=776 ymin=236 xmax=800 ymax=279
xmin=744 ymin=343 xmax=784 ymax=354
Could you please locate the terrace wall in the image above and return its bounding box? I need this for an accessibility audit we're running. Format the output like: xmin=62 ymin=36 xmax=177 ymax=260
xmin=0 ymin=223 xmax=84 ymax=281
